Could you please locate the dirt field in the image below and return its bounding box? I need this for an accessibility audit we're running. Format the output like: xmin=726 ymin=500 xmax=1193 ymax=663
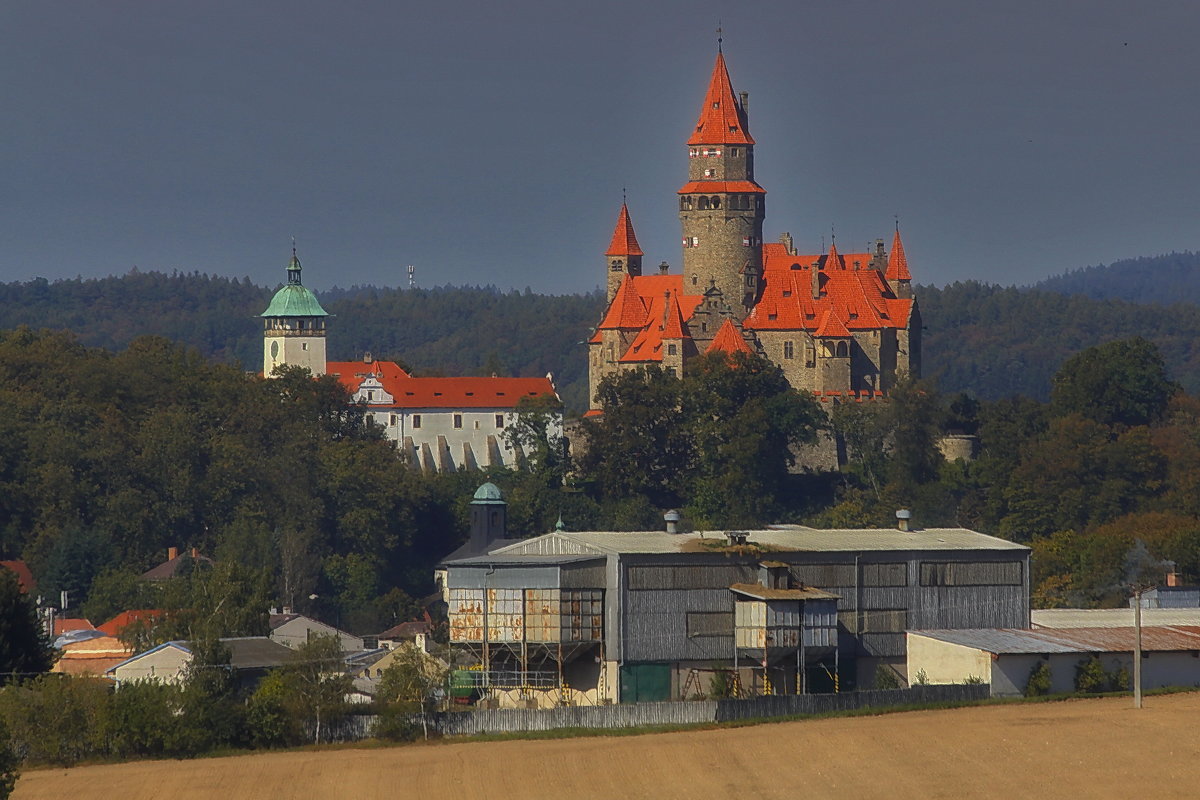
xmin=15 ymin=692 xmax=1200 ymax=800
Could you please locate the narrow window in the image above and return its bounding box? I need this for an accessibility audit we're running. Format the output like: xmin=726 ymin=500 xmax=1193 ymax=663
xmin=711 ymin=196 xmax=721 ymax=209
xmin=390 ymin=414 xmax=397 ymax=426
xmin=784 ymin=341 xmax=794 ymax=359
xmin=412 ymin=414 xmax=422 ymax=429
xmin=453 ymin=414 xmax=463 ymax=429
xmin=495 ymin=414 xmax=504 ymax=428
xmin=667 ymin=344 xmax=677 ymax=356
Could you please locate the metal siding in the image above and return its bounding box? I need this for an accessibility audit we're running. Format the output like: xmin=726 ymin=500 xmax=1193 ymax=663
xmin=449 ymin=566 xmax=560 ymax=590
xmin=624 ymin=588 xmax=734 ymax=662
xmin=627 ymin=564 xmax=756 ymax=590
xmin=561 ymin=562 xmax=606 ymax=588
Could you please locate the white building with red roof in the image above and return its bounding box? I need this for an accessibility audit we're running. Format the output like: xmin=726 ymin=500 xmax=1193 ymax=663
xmin=588 ymin=50 xmax=920 ymax=411
xmin=260 ymin=254 xmax=559 ymax=471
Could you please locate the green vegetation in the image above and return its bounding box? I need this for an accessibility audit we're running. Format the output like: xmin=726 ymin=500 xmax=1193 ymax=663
xmin=1025 ymin=662 xmax=1052 ymax=697
xmin=0 ymin=571 xmax=54 ymax=685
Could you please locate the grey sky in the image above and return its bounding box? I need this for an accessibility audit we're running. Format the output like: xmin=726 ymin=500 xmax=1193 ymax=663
xmin=3 ymin=0 xmax=1198 ymax=294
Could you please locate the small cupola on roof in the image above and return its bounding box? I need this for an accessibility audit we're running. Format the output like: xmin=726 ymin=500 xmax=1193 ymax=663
xmin=261 ymin=247 xmax=330 ymax=377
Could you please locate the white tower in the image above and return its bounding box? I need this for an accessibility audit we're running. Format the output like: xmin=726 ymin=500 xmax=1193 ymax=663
xmin=261 ymin=250 xmax=329 ymax=376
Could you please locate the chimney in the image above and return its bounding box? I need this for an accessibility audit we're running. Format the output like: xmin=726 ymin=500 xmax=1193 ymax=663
xmin=190 ymin=547 xmax=199 ymax=559
xmin=811 ymin=262 xmax=821 ymax=299
xmin=738 ymin=91 xmax=749 ymax=113
xmin=1167 ymin=571 xmax=1180 ymax=587
xmin=659 ymin=261 xmax=670 ymax=276
xmin=664 ymin=509 xmax=681 ymax=534
xmin=780 ymin=232 xmax=795 ymax=256
xmin=168 ymin=546 xmax=178 ymax=561
xmin=363 ymin=351 xmax=373 ymax=364
xmin=896 ymin=509 xmax=912 ymax=532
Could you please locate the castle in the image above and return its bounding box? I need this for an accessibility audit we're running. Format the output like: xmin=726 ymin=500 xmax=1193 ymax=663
xmin=588 ymin=52 xmax=920 ymax=412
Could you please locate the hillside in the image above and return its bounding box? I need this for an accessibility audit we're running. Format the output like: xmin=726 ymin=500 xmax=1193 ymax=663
xmin=4 ymin=268 xmax=1200 ymax=407
xmin=14 ymin=693 xmax=1200 ymax=800
xmin=1033 ymin=251 xmax=1200 ymax=305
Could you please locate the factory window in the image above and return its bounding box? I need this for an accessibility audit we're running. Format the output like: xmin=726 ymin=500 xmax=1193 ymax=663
xmin=686 ymin=612 xmax=732 ymax=637
xmin=453 ymin=414 xmax=463 ymax=429
xmin=920 ymin=561 xmax=1022 ymax=587
xmin=783 ymin=341 xmax=794 ymax=359
xmin=411 ymin=414 xmax=421 ymax=429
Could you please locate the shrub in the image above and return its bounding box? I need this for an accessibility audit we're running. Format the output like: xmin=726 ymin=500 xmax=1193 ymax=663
xmin=873 ymin=665 xmax=902 ymax=690
xmin=371 ymin=706 xmax=422 ymax=742
xmin=109 ymin=681 xmax=182 ymax=758
xmin=0 ymin=675 xmax=110 ymax=766
xmin=1074 ymin=657 xmax=1108 ymax=694
xmin=912 ymin=669 xmax=929 ymax=686
xmin=962 ymin=675 xmax=986 ymax=685
xmin=1026 ymin=661 xmax=1052 ymax=696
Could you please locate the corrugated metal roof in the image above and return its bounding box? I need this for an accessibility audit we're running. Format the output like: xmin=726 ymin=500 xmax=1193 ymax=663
xmin=490 ymin=526 xmax=1027 ymax=557
xmin=912 ymin=626 xmax=1200 ymax=654
xmin=1032 ymin=608 xmax=1200 ymax=629
xmin=729 ymin=583 xmax=840 ymax=601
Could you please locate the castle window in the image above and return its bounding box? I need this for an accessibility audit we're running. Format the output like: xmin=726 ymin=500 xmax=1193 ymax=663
xmin=768 ymin=313 xmax=777 ymax=321
xmin=710 ymin=196 xmax=721 ymax=209
xmin=712 ymin=101 xmax=719 ymax=109
xmin=784 ymin=341 xmax=794 ymax=359
xmin=453 ymin=414 xmax=463 ymax=429
xmin=745 ymin=276 xmax=754 ymax=287
xmin=689 ymin=148 xmax=698 ymax=158
xmin=806 ymin=344 xmax=816 ymax=367
xmin=666 ymin=367 xmax=677 ymax=377
xmin=611 ymin=260 xmax=622 ymax=271
xmin=496 ymin=414 xmax=505 ymax=428
xmin=701 ymin=322 xmax=707 ymax=332
xmin=698 ymin=197 xmax=711 ymax=210
xmin=742 ymin=236 xmax=752 ymax=246
xmin=836 ymin=341 xmax=849 ymax=358
xmin=703 ymin=168 xmax=715 ymax=178
xmin=692 ymin=274 xmax=698 ymax=286
xmin=412 ymin=414 xmax=422 ymax=429
xmin=668 ymin=344 xmax=677 ymax=356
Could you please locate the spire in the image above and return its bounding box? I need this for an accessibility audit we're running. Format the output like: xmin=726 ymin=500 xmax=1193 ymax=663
xmin=886 ymin=227 xmax=912 ymax=283
xmin=688 ymin=52 xmax=754 ymax=146
xmin=661 ymin=290 xmax=687 ymax=339
xmin=606 ymin=203 xmax=644 ymax=256
xmin=287 ymin=241 xmax=302 ymax=285
xmin=598 ymin=275 xmax=648 ymax=329
xmin=825 ymin=240 xmax=845 ymax=270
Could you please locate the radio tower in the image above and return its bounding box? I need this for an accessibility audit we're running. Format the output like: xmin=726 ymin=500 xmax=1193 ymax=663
xmin=407 ymin=265 xmax=416 ymax=289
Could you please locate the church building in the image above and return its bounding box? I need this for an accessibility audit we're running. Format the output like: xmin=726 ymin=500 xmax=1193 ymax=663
xmin=260 ymin=254 xmax=559 ymax=471
xmin=588 ymin=51 xmax=920 ymax=412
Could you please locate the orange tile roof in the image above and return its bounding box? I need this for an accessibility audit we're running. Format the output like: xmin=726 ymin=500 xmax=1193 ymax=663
xmin=677 ymin=180 xmax=765 ymax=195
xmin=327 ymin=360 xmax=557 ymax=410
xmin=615 ymin=277 xmax=704 ymax=363
xmin=886 ymin=228 xmax=912 ymax=282
xmin=54 ymin=618 xmax=95 ymax=636
xmin=689 ymin=52 xmax=754 ymax=146
xmin=0 ymin=560 xmax=35 ymax=594
xmin=661 ymin=291 xmax=687 ymax=339
xmin=98 ymin=610 xmax=165 ymax=637
xmin=597 ymin=275 xmax=651 ymax=330
xmin=744 ymin=243 xmax=914 ymax=333
xmin=605 ymin=203 xmax=644 ymax=257
xmin=814 ymin=308 xmax=851 ymax=338
xmin=706 ymin=319 xmax=754 ymax=355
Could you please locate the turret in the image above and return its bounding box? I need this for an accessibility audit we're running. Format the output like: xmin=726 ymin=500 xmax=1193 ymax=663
xmin=886 ymin=228 xmax=913 ymax=300
xmin=605 ymin=203 xmax=644 ymax=302
xmin=678 ymin=52 xmax=765 ymax=315
xmin=261 ymin=249 xmax=329 ymax=376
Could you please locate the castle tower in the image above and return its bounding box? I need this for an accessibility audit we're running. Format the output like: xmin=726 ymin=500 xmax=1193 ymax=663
xmin=678 ymin=52 xmax=765 ymax=315
xmin=606 ymin=203 xmax=644 ymax=302
xmin=886 ymin=227 xmax=913 ymax=300
xmin=261 ymin=250 xmax=329 ymax=376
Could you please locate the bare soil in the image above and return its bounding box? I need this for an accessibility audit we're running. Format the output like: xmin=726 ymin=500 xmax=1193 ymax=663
xmin=16 ymin=692 xmax=1200 ymax=800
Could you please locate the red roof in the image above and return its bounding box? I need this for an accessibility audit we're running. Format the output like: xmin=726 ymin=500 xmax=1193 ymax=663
xmin=594 ymin=275 xmax=705 ymax=363
xmin=814 ymin=308 xmax=851 ymax=338
xmin=886 ymin=228 xmax=912 ymax=282
xmin=605 ymin=203 xmax=644 ymax=257
xmin=677 ymin=180 xmax=765 ymax=195
xmin=743 ymin=242 xmax=914 ymax=333
xmin=0 ymin=560 xmax=35 ymax=594
xmin=689 ymin=52 xmax=754 ymax=146
xmin=54 ymin=618 xmax=95 ymax=636
xmin=706 ymin=319 xmax=754 ymax=355
xmin=661 ymin=291 xmax=687 ymax=340
xmin=327 ymin=361 xmax=557 ymax=410
xmin=98 ymin=610 xmax=165 ymax=637
xmin=596 ymin=275 xmax=652 ymax=330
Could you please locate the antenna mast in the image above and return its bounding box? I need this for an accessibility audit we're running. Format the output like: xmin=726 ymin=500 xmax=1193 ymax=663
xmin=408 ymin=265 xmax=416 ymax=289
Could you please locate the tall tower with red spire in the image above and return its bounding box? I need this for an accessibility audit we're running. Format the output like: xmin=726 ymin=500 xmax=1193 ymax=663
xmin=678 ymin=51 xmax=766 ymax=315
xmin=605 ymin=203 xmax=644 ymax=302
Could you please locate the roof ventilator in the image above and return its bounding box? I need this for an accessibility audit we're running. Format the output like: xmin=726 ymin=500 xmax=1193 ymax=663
xmin=725 ymin=530 xmax=749 ymax=546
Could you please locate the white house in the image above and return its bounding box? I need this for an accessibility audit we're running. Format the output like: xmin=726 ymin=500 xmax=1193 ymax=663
xmin=269 ymin=612 xmax=365 ymax=653
xmin=107 ymin=637 xmax=293 ymax=688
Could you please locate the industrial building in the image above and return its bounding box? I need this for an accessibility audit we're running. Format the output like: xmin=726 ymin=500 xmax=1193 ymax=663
xmin=441 ymin=496 xmax=1030 ymax=706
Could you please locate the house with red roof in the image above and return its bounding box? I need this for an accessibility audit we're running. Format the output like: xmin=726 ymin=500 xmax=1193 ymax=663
xmin=588 ymin=50 xmax=920 ymax=411
xmin=259 ymin=255 xmax=559 ymax=471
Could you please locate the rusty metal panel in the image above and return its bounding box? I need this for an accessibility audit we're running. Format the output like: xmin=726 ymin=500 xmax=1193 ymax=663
xmin=486 ymin=588 xmax=524 ymax=642
xmin=449 ymin=588 xmax=485 ymax=642
xmin=561 ymin=589 xmax=604 ymax=641
xmin=524 ymin=588 xmax=561 ymax=643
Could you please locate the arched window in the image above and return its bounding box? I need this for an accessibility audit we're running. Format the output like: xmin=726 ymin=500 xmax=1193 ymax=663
xmin=711 ymin=196 xmax=721 ymax=209
xmin=836 ymin=341 xmax=849 ymax=358
xmin=698 ymin=197 xmax=711 ymax=210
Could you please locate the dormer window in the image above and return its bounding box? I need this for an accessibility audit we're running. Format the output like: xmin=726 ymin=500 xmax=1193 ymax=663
xmin=783 ymin=290 xmax=792 ymax=297
xmin=712 ymin=101 xmax=720 ymax=109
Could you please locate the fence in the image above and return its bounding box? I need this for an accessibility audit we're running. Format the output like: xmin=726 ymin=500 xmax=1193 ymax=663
xmin=422 ymin=684 xmax=989 ymax=737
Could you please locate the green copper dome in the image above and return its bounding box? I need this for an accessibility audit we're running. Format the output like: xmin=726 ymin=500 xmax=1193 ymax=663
xmin=261 ymin=254 xmax=329 ymax=317
xmin=471 ymin=482 xmax=505 ymax=503
xmin=261 ymin=284 xmax=329 ymax=317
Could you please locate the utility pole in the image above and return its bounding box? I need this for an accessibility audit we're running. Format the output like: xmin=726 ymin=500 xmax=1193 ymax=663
xmin=1132 ymin=587 xmax=1143 ymax=709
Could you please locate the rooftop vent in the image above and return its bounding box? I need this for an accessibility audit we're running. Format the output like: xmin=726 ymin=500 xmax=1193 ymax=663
xmin=896 ymin=509 xmax=912 ymax=532
xmin=726 ymin=531 xmax=749 ymax=547
xmin=664 ymin=509 xmax=681 ymax=534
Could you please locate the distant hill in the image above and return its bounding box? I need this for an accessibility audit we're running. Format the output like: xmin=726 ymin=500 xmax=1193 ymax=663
xmin=5 ymin=268 xmax=1200 ymax=408
xmin=1032 ymin=251 xmax=1200 ymax=305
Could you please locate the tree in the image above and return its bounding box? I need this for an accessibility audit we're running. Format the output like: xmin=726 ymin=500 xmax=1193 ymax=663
xmin=0 ymin=718 xmax=17 ymax=800
xmin=177 ymin=637 xmax=243 ymax=753
xmin=0 ymin=571 xmax=54 ymax=685
xmin=377 ymin=644 xmax=448 ymax=740
xmin=1051 ymin=337 xmax=1179 ymax=428
xmin=279 ymin=635 xmax=351 ymax=745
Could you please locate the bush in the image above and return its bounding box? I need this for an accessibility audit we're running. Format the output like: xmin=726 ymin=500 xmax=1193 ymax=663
xmin=0 ymin=718 xmax=17 ymax=800
xmin=0 ymin=675 xmax=110 ymax=766
xmin=873 ymin=665 xmax=902 ymax=690
xmin=245 ymin=672 xmax=301 ymax=749
xmin=371 ymin=706 xmax=422 ymax=742
xmin=912 ymin=669 xmax=929 ymax=686
xmin=1026 ymin=661 xmax=1052 ymax=696
xmin=962 ymin=675 xmax=986 ymax=685
xmin=109 ymin=682 xmax=182 ymax=758
xmin=1074 ymin=657 xmax=1109 ymax=694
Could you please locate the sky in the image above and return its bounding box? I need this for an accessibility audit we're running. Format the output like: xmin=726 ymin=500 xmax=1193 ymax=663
xmin=4 ymin=0 xmax=1200 ymax=294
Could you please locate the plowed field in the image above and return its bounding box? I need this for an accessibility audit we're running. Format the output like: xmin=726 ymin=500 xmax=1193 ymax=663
xmin=16 ymin=692 xmax=1200 ymax=800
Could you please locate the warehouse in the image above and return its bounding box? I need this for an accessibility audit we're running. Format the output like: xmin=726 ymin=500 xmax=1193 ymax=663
xmin=907 ymin=626 xmax=1200 ymax=697
xmin=442 ymin=512 xmax=1029 ymax=706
